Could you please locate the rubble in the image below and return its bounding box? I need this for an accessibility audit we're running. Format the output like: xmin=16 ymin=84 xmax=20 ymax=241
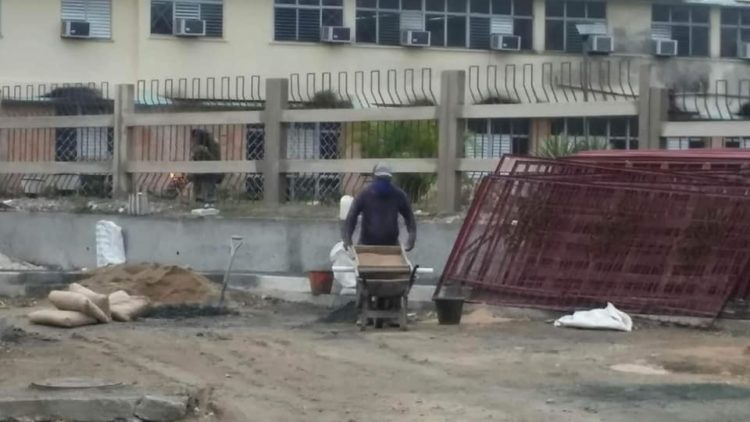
xmin=135 ymin=395 xmax=189 ymax=422
xmin=0 ymin=252 xmax=42 ymax=271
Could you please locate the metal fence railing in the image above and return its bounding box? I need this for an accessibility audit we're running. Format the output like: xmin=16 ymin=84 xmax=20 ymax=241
xmin=3 ymin=64 xmax=750 ymax=213
xmin=467 ymin=58 xmax=638 ymax=104
xmin=669 ymin=79 xmax=750 ymax=121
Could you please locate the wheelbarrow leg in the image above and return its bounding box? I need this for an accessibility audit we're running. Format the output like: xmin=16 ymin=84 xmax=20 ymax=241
xmin=399 ymin=296 xmax=408 ymax=331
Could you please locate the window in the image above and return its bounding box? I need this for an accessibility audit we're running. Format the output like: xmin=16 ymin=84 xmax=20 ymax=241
xmin=720 ymin=8 xmax=750 ymax=58
xmin=62 ymin=0 xmax=112 ymax=39
xmin=545 ymin=0 xmax=606 ymax=53
xmin=652 ymin=4 xmax=709 ymax=57
xmin=151 ymin=0 xmax=224 ymax=37
xmin=664 ymin=138 xmax=706 ymax=149
xmin=466 ymin=119 xmax=530 ymax=156
xmin=552 ymin=117 xmax=638 ymax=150
xmin=356 ymin=0 xmax=532 ymax=49
xmin=275 ymin=0 xmax=344 ymax=42
xmin=725 ymin=138 xmax=750 ymax=148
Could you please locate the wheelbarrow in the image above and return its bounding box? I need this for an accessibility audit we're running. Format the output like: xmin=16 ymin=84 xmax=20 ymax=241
xmin=334 ymin=245 xmax=433 ymax=331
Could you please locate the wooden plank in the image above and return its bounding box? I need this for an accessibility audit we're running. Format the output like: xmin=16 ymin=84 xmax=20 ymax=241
xmin=281 ymin=158 xmax=438 ymax=173
xmin=0 ymin=161 xmax=111 ymax=174
xmin=123 ymin=111 xmax=263 ymax=127
xmin=0 ymin=115 xmax=114 ymax=129
xmin=282 ymin=107 xmax=438 ymax=123
xmin=125 ymin=160 xmax=260 ymax=174
xmin=459 ymin=101 xmax=638 ymax=119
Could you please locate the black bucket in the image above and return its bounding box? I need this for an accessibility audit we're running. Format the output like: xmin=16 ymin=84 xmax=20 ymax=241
xmin=434 ymin=297 xmax=465 ymax=325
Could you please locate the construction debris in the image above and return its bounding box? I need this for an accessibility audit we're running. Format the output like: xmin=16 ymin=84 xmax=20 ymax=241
xmin=0 ymin=252 xmax=42 ymax=271
xmin=438 ymin=152 xmax=750 ymax=318
xmin=554 ymin=303 xmax=633 ymax=332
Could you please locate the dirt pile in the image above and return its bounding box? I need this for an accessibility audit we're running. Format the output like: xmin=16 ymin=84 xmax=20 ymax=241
xmin=78 ymin=264 xmax=218 ymax=304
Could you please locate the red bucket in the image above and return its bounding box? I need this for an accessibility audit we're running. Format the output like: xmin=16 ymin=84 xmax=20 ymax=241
xmin=308 ymin=271 xmax=334 ymax=295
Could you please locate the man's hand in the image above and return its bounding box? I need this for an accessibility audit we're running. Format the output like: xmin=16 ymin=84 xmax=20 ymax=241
xmin=404 ymin=239 xmax=415 ymax=252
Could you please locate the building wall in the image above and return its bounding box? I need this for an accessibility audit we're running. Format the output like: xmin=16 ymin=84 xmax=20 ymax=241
xmin=0 ymin=0 xmax=748 ymax=91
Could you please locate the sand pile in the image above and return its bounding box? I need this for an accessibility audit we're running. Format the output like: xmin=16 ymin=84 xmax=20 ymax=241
xmin=78 ymin=264 xmax=218 ymax=304
xmin=462 ymin=307 xmax=514 ymax=325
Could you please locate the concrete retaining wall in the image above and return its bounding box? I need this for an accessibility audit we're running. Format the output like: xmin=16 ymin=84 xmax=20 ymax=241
xmin=0 ymin=212 xmax=460 ymax=276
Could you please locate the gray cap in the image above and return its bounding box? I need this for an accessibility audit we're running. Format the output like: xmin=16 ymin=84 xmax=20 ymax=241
xmin=373 ymin=161 xmax=393 ymax=178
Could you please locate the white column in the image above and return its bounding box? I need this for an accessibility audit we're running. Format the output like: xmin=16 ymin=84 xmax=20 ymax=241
xmin=533 ymin=0 xmax=546 ymax=52
xmin=344 ymin=0 xmax=357 ymax=30
xmin=710 ymin=6 xmax=721 ymax=58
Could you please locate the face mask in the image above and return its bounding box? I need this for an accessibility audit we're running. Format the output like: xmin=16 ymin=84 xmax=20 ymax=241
xmin=373 ymin=177 xmax=393 ymax=196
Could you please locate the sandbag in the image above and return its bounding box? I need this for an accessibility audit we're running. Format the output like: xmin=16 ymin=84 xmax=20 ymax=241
xmin=68 ymin=283 xmax=110 ymax=319
xmin=109 ymin=290 xmax=150 ymax=322
xmin=28 ymin=309 xmax=97 ymax=328
xmin=48 ymin=291 xmax=109 ymax=323
xmin=109 ymin=290 xmax=131 ymax=305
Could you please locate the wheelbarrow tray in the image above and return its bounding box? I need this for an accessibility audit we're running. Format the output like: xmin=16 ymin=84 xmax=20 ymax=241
xmin=352 ymin=245 xmax=415 ymax=330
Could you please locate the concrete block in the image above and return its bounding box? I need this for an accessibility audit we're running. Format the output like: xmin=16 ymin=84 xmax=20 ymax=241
xmin=135 ymin=395 xmax=188 ymax=422
xmin=0 ymin=395 xmax=139 ymax=421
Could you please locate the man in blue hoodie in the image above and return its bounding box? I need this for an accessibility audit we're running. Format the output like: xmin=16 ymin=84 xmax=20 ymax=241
xmin=343 ymin=162 xmax=417 ymax=251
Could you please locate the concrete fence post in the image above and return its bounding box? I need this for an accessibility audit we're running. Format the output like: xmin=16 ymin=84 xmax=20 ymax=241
xmin=437 ymin=70 xmax=465 ymax=215
xmin=637 ymin=63 xmax=668 ymax=150
xmin=113 ymin=84 xmax=135 ymax=198
xmin=649 ymin=87 xmax=669 ymax=150
xmin=637 ymin=63 xmax=652 ymax=150
xmin=263 ymin=78 xmax=289 ymax=207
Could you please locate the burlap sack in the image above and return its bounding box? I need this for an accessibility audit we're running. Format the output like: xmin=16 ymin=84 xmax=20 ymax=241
xmin=109 ymin=290 xmax=150 ymax=322
xmin=28 ymin=309 xmax=97 ymax=328
xmin=48 ymin=291 xmax=110 ymax=323
xmin=68 ymin=283 xmax=111 ymax=319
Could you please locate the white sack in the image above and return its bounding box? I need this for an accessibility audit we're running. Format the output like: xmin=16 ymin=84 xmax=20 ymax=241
xmin=554 ymin=302 xmax=633 ymax=332
xmin=96 ymin=220 xmax=126 ymax=267
xmin=330 ymin=241 xmax=356 ymax=295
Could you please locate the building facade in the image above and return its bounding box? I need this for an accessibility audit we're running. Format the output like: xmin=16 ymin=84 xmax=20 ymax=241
xmin=0 ymin=0 xmax=748 ymax=86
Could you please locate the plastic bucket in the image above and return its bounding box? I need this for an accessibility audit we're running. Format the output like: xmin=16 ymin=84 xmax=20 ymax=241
xmin=308 ymin=271 xmax=334 ymax=295
xmin=434 ymin=297 xmax=464 ymax=325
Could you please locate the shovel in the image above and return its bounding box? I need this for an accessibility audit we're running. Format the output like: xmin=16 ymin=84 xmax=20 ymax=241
xmin=219 ymin=235 xmax=244 ymax=307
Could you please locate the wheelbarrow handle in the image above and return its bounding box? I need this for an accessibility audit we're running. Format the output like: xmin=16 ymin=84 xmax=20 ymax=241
xmin=332 ymin=266 xmax=434 ymax=274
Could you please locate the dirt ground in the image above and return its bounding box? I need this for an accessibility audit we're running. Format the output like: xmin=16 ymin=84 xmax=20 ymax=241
xmin=2 ymin=295 xmax=750 ymax=422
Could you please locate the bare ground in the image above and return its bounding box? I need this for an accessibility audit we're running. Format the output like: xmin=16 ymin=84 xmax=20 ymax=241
xmin=2 ymin=296 xmax=750 ymax=422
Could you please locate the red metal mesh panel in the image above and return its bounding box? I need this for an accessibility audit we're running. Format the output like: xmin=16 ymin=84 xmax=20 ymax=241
xmin=440 ymin=167 xmax=750 ymax=317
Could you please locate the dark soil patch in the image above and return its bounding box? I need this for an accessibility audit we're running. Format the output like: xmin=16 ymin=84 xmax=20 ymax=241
xmin=144 ymin=304 xmax=238 ymax=319
xmin=576 ymin=383 xmax=750 ymax=402
xmin=318 ymin=301 xmax=358 ymax=324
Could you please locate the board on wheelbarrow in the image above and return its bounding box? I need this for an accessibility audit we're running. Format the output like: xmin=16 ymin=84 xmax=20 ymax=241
xmin=352 ymin=245 xmax=416 ymax=331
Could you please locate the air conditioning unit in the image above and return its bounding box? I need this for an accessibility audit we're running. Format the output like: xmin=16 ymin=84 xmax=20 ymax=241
xmin=586 ymin=35 xmax=613 ymax=54
xmin=320 ymin=26 xmax=352 ymax=43
xmin=400 ymin=30 xmax=430 ymax=47
xmin=61 ymin=20 xmax=91 ymax=38
xmin=739 ymin=42 xmax=750 ymax=59
xmin=174 ymin=18 xmax=206 ymax=37
xmin=490 ymin=34 xmax=521 ymax=51
xmin=653 ymin=38 xmax=678 ymax=57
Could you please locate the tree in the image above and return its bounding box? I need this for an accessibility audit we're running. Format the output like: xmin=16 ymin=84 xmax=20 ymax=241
xmin=536 ymin=135 xmax=608 ymax=159
xmin=357 ymin=120 xmax=438 ymax=203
